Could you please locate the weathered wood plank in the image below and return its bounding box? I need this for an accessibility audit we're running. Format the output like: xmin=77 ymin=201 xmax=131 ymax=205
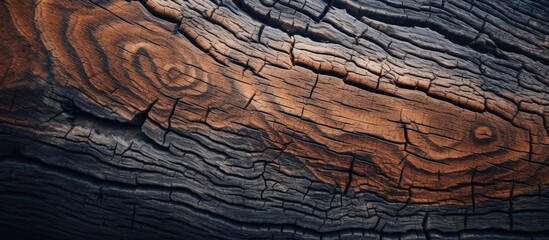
xmin=0 ymin=0 xmax=548 ymax=239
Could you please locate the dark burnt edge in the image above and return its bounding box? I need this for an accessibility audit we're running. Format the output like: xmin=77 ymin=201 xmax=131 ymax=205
xmin=1 ymin=153 xmax=549 ymax=239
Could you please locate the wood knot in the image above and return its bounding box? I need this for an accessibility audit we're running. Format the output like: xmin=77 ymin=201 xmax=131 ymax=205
xmin=473 ymin=125 xmax=495 ymax=142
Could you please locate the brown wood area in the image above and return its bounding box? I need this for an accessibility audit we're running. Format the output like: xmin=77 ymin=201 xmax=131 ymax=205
xmin=0 ymin=0 xmax=548 ymax=239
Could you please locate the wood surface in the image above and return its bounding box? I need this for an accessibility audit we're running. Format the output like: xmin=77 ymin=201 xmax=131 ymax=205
xmin=0 ymin=0 xmax=548 ymax=239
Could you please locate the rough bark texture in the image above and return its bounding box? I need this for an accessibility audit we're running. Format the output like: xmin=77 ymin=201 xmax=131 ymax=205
xmin=1 ymin=0 xmax=548 ymax=239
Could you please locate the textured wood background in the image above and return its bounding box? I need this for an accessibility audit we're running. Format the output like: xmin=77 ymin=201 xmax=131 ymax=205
xmin=1 ymin=0 xmax=548 ymax=239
